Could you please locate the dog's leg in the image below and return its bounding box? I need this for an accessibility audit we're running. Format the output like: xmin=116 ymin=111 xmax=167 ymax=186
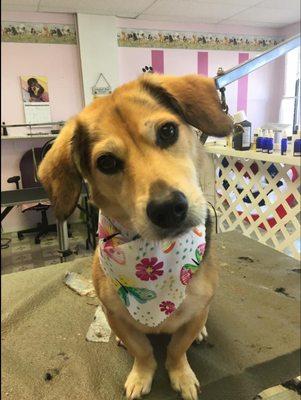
xmin=166 ymin=309 xmax=208 ymax=400
xmin=107 ymin=314 xmax=157 ymax=399
xmin=195 ymin=311 xmax=209 ymax=343
xmin=195 ymin=325 xmax=208 ymax=343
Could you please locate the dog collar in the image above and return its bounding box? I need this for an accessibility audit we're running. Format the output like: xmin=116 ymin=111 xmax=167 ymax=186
xmin=98 ymin=214 xmax=206 ymax=327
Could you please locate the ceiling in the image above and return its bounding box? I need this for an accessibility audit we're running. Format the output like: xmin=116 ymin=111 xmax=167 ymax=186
xmin=2 ymin=0 xmax=300 ymax=28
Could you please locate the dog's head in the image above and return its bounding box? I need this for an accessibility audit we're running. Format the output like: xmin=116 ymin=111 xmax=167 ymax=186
xmin=38 ymin=74 xmax=232 ymax=239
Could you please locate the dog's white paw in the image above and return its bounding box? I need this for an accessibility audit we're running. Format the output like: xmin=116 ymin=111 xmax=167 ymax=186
xmin=168 ymin=363 xmax=201 ymax=400
xmin=124 ymin=367 xmax=153 ymax=399
xmin=195 ymin=325 xmax=208 ymax=344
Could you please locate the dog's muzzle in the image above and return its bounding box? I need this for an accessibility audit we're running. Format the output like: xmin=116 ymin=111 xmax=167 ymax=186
xmin=146 ymin=190 xmax=188 ymax=229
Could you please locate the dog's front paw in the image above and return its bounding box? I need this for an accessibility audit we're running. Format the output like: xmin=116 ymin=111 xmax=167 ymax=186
xmin=168 ymin=363 xmax=200 ymax=400
xmin=124 ymin=364 xmax=155 ymax=399
xmin=195 ymin=325 xmax=208 ymax=344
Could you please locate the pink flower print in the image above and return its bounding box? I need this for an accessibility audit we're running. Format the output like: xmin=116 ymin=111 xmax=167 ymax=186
xmin=180 ymin=267 xmax=193 ymax=285
xmin=198 ymin=243 xmax=206 ymax=256
xmin=135 ymin=257 xmax=164 ymax=281
xmin=159 ymin=300 xmax=176 ymax=315
xmin=104 ymin=243 xmax=126 ymax=265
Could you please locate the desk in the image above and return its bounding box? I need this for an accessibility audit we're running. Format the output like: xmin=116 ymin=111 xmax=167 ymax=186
xmin=1 ymin=134 xmax=59 ymax=140
xmin=1 ymin=187 xmax=48 ymax=208
xmin=1 ymin=187 xmax=91 ymax=262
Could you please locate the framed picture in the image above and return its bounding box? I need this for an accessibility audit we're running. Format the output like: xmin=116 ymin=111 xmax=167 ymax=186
xmin=20 ymin=75 xmax=51 ymax=123
xmin=20 ymin=75 xmax=50 ymax=103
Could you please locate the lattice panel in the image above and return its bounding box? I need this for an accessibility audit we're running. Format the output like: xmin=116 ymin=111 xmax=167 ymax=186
xmin=214 ymin=155 xmax=301 ymax=260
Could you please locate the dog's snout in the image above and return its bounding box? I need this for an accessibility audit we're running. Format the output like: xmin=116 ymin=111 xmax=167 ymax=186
xmin=146 ymin=191 xmax=188 ymax=229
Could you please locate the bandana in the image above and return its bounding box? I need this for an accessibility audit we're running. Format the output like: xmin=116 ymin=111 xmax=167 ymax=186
xmin=98 ymin=214 xmax=206 ymax=327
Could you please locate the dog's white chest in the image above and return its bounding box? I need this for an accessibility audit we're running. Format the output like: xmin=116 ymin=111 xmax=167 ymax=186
xmin=98 ymin=215 xmax=206 ymax=327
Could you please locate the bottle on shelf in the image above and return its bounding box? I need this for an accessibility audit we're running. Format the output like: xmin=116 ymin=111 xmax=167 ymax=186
xmin=292 ymin=128 xmax=300 ymax=155
xmin=267 ymin=130 xmax=274 ymax=154
xmin=293 ymin=133 xmax=301 ymax=156
xmin=251 ymin=128 xmax=258 ymax=151
xmin=287 ymin=135 xmax=293 ymax=155
xmin=273 ymin=129 xmax=281 ymax=153
xmin=262 ymin=129 xmax=268 ymax=153
xmin=256 ymin=128 xmax=263 ymax=152
xmin=232 ymin=111 xmax=251 ymax=151
xmin=281 ymin=130 xmax=288 ymax=155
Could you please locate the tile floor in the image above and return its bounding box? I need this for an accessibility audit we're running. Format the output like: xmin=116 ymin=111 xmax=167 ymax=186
xmin=1 ymin=222 xmax=93 ymax=275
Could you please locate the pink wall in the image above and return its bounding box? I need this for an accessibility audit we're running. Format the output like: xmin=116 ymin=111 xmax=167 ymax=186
xmin=1 ymin=42 xmax=83 ymax=124
xmin=237 ymin=52 xmax=250 ymax=112
xmin=1 ymin=11 xmax=84 ymax=232
xmin=207 ymin=50 xmax=239 ymax=118
xmin=1 ymin=11 xmax=83 ymax=125
xmin=279 ymin=22 xmax=300 ymax=38
xmin=117 ymin=17 xmax=289 ymax=130
xmin=118 ymin=46 xmax=284 ymax=128
xmin=118 ymin=47 xmax=151 ymax=83
xmin=198 ymin=52 xmax=208 ymax=76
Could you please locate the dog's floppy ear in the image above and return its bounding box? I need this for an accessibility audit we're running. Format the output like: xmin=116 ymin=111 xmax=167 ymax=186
xmin=38 ymin=118 xmax=82 ymax=221
xmin=141 ymin=74 xmax=233 ymax=137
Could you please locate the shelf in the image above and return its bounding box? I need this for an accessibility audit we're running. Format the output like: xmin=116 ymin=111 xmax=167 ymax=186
xmin=204 ymin=145 xmax=301 ymax=167
xmin=1 ymin=134 xmax=58 ymax=140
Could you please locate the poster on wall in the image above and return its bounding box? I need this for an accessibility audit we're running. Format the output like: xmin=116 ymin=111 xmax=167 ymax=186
xmin=20 ymin=75 xmax=51 ymax=124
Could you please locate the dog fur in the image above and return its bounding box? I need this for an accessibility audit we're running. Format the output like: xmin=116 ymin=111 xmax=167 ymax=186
xmin=38 ymin=74 xmax=233 ymax=400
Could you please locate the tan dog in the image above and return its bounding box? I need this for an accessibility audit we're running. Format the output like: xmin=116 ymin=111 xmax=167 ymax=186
xmin=38 ymin=74 xmax=232 ymax=400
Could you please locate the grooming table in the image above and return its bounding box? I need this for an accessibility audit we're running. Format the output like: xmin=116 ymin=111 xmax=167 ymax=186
xmin=2 ymin=232 xmax=300 ymax=400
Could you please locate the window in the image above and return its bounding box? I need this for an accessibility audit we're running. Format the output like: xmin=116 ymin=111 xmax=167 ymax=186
xmin=279 ymin=46 xmax=300 ymax=131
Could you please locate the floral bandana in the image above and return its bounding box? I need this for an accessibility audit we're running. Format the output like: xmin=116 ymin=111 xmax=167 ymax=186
xmin=98 ymin=214 xmax=206 ymax=327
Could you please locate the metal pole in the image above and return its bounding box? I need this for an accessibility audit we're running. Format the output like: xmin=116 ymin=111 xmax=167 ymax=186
xmin=56 ymin=220 xmax=70 ymax=262
xmin=2 ymin=121 xmax=65 ymax=128
xmin=215 ymin=34 xmax=300 ymax=89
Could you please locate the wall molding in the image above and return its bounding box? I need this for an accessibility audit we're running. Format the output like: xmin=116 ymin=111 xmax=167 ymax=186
xmin=2 ymin=22 xmax=284 ymax=50
xmin=1 ymin=21 xmax=77 ymax=44
xmin=118 ymin=28 xmax=283 ymax=51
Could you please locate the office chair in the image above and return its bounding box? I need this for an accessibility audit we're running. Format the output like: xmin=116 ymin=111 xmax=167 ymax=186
xmin=7 ymin=146 xmax=57 ymax=244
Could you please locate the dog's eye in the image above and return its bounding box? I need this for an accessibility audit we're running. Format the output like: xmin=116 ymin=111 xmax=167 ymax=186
xmin=156 ymin=123 xmax=179 ymax=148
xmin=96 ymin=154 xmax=123 ymax=174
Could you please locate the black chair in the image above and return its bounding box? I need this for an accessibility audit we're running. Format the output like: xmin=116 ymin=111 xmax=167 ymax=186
xmin=7 ymin=146 xmax=57 ymax=244
xmin=39 ymin=140 xmax=98 ymax=250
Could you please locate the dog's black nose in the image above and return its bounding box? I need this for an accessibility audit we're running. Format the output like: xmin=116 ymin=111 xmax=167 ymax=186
xmin=146 ymin=191 xmax=188 ymax=229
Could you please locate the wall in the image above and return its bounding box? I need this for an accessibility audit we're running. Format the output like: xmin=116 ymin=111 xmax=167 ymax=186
xmin=279 ymin=21 xmax=300 ymax=38
xmin=117 ymin=18 xmax=287 ymax=130
xmin=77 ymin=14 xmax=119 ymax=106
xmin=1 ymin=11 xmax=84 ymax=232
xmin=1 ymin=11 xmax=83 ymax=124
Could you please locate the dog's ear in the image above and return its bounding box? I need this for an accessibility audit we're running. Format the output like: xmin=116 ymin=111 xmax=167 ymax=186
xmin=38 ymin=118 xmax=83 ymax=221
xmin=141 ymin=74 xmax=233 ymax=137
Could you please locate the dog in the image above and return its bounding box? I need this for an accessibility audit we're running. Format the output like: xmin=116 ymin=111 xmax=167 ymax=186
xmin=38 ymin=73 xmax=233 ymax=400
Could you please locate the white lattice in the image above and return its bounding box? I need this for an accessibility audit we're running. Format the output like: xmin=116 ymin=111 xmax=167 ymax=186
xmin=214 ymin=155 xmax=301 ymax=260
